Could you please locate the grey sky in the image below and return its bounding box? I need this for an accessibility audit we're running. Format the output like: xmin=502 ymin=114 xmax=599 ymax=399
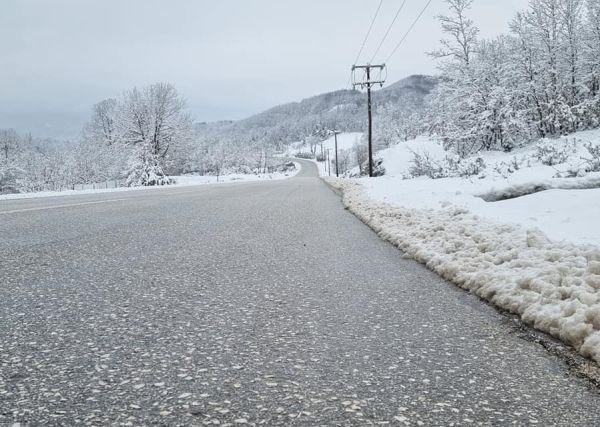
xmin=1 ymin=0 xmax=530 ymax=137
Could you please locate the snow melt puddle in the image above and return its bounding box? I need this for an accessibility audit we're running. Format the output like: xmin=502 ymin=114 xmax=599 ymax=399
xmin=328 ymin=178 xmax=600 ymax=365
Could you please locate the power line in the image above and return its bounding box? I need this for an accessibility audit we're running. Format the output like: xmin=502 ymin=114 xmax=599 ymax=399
xmin=353 ymin=0 xmax=384 ymax=66
xmin=369 ymin=0 xmax=408 ymax=64
xmin=351 ymin=64 xmax=386 ymax=178
xmin=384 ymin=0 xmax=434 ymax=64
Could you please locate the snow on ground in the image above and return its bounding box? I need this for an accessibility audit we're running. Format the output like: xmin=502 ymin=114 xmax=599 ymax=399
xmin=321 ymin=132 xmax=363 ymax=153
xmin=374 ymin=136 xmax=447 ymax=177
xmin=361 ymin=132 xmax=600 ymax=246
xmin=326 ymin=130 xmax=600 ymax=364
xmin=306 ymin=132 xmax=364 ymax=178
xmin=328 ymin=178 xmax=600 ymax=365
xmin=0 ymin=163 xmax=301 ymax=201
xmin=363 ymin=173 xmax=600 ymax=247
xmin=288 ymin=132 xmax=363 ymax=156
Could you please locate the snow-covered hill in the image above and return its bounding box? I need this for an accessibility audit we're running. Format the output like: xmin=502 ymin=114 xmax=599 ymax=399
xmin=197 ymin=75 xmax=437 ymax=149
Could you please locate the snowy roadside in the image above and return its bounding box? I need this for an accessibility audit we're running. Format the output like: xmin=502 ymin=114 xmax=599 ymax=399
xmin=324 ymin=130 xmax=600 ymax=365
xmin=361 ymin=173 xmax=600 ymax=247
xmin=358 ymin=132 xmax=600 ymax=247
xmin=327 ymin=178 xmax=600 ymax=364
xmin=0 ymin=162 xmax=301 ymax=201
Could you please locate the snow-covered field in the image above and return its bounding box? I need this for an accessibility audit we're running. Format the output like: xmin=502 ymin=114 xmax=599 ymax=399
xmin=361 ymin=134 xmax=600 ymax=246
xmin=0 ymin=163 xmax=300 ymax=201
xmin=327 ymin=130 xmax=600 ymax=364
xmin=321 ymin=132 xmax=363 ymax=153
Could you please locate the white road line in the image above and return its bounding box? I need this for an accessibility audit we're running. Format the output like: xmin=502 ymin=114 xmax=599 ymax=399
xmin=0 ymin=199 xmax=127 ymax=215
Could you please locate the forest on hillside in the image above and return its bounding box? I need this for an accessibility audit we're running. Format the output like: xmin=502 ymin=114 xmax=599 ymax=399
xmin=2 ymin=0 xmax=600 ymax=193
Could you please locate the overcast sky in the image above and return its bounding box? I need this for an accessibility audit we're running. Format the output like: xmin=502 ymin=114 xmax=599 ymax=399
xmin=0 ymin=0 xmax=530 ymax=134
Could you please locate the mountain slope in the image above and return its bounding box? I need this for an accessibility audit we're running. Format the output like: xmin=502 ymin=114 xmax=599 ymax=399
xmin=197 ymin=75 xmax=437 ymax=147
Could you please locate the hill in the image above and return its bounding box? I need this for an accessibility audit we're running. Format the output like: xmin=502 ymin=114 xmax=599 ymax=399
xmin=196 ymin=75 xmax=437 ymax=148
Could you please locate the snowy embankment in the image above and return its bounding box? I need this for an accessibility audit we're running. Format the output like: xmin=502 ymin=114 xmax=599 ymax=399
xmin=327 ymin=131 xmax=600 ymax=364
xmin=0 ymin=163 xmax=300 ymax=201
xmin=362 ymin=133 xmax=600 ymax=246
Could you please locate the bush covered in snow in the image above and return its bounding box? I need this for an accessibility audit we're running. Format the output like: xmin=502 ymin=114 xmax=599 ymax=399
xmin=276 ymin=161 xmax=297 ymax=174
xmin=359 ymin=157 xmax=386 ymax=177
xmin=534 ymin=139 xmax=577 ymax=166
xmin=0 ymin=164 xmax=24 ymax=194
xmin=492 ymin=156 xmax=530 ymax=178
xmin=583 ymin=142 xmax=600 ymax=172
xmin=407 ymin=149 xmax=486 ymax=179
xmin=407 ymin=151 xmax=448 ymax=179
xmin=126 ymin=142 xmax=174 ymax=187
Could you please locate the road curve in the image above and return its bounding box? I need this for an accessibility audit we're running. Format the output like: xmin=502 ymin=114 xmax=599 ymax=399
xmin=1 ymin=160 xmax=599 ymax=425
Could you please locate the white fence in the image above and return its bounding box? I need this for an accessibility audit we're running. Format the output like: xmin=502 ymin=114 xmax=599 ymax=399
xmin=70 ymin=180 xmax=126 ymax=191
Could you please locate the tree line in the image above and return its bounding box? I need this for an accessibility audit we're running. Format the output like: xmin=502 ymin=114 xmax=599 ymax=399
xmin=428 ymin=0 xmax=600 ymax=156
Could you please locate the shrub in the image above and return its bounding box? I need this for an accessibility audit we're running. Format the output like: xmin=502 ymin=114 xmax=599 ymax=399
xmin=408 ymin=150 xmax=486 ymax=179
xmin=408 ymin=150 xmax=446 ymax=179
xmin=493 ymin=156 xmax=528 ymax=178
xmin=534 ymin=138 xmax=577 ymax=166
xmin=583 ymin=142 xmax=600 ymax=172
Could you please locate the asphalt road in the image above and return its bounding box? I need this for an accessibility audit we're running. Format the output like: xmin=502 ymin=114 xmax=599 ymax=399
xmin=1 ymin=160 xmax=600 ymax=426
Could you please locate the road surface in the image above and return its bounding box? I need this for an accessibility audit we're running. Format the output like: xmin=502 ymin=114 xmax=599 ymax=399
xmin=1 ymin=160 xmax=599 ymax=425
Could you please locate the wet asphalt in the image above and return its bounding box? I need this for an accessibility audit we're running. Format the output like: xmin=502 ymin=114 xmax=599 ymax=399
xmin=1 ymin=160 xmax=599 ymax=426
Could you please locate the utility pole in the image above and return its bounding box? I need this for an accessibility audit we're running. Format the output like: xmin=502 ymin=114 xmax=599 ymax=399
xmin=332 ymin=130 xmax=341 ymax=178
xmin=326 ymin=149 xmax=331 ymax=176
xmin=352 ymin=64 xmax=385 ymax=177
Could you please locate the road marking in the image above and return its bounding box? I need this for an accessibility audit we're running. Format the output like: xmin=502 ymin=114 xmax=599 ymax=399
xmin=0 ymin=199 xmax=127 ymax=215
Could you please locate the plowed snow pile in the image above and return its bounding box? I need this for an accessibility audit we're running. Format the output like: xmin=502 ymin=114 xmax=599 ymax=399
xmin=327 ymin=178 xmax=600 ymax=364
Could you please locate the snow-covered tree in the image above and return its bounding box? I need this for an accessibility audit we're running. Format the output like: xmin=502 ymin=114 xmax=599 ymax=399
xmin=111 ymin=83 xmax=193 ymax=186
xmin=83 ymin=98 xmax=119 ymax=146
xmin=0 ymin=129 xmax=20 ymax=160
xmin=428 ymin=0 xmax=600 ymax=157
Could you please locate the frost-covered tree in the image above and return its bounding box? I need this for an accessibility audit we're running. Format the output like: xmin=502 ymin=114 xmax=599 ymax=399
xmin=115 ymin=83 xmax=192 ymax=186
xmin=428 ymin=0 xmax=600 ymax=157
xmin=430 ymin=0 xmax=479 ymax=67
xmin=0 ymin=129 xmax=23 ymax=193
xmin=0 ymin=129 xmax=20 ymax=160
xmin=428 ymin=0 xmax=483 ymax=155
xmin=84 ymin=98 xmax=119 ymax=146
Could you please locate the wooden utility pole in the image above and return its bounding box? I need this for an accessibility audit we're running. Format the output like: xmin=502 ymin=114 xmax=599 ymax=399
xmin=332 ymin=130 xmax=341 ymax=177
xmin=326 ymin=149 xmax=331 ymax=176
xmin=352 ymin=64 xmax=385 ymax=177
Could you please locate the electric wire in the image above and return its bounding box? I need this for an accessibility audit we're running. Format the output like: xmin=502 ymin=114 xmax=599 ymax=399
xmin=348 ymin=0 xmax=384 ymax=88
xmin=384 ymin=0 xmax=434 ymax=64
xmin=369 ymin=0 xmax=408 ymax=64
xmin=353 ymin=0 xmax=384 ymax=66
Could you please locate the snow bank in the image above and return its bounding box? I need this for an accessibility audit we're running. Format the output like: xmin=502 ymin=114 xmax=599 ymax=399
xmin=328 ymin=178 xmax=600 ymax=364
xmin=362 ymin=173 xmax=600 ymax=246
xmin=360 ymin=133 xmax=600 ymax=246
xmin=0 ymin=163 xmax=301 ymax=201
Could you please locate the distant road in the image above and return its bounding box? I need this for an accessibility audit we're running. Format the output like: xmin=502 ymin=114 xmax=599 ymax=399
xmin=1 ymin=160 xmax=599 ymax=425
